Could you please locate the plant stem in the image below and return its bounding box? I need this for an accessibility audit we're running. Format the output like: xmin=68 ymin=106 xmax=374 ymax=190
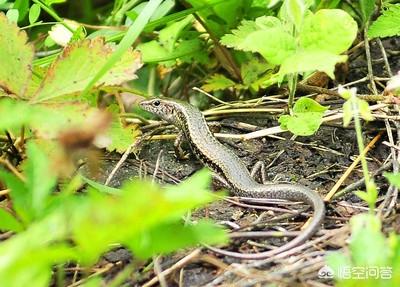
xmin=287 ymin=73 xmax=298 ymax=111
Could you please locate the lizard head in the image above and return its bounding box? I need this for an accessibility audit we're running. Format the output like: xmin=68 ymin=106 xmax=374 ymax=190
xmin=139 ymin=98 xmax=189 ymax=127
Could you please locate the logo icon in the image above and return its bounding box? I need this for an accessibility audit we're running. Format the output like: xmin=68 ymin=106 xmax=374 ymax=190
xmin=318 ymin=265 xmax=334 ymax=279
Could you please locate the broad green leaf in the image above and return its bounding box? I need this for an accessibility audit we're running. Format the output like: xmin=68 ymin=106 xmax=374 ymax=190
xmin=82 ymin=0 xmax=162 ymax=95
xmin=186 ymin=0 xmax=246 ymax=37
xmin=349 ymin=214 xmax=387 ymax=266
xmin=0 ymin=13 xmax=34 ymax=96
xmin=300 ymin=9 xmax=358 ymax=55
xmin=368 ymin=4 xmax=400 ymax=39
xmin=0 ymin=212 xmax=73 ymax=287
xmin=360 ymin=0 xmax=376 ymax=23
xmin=202 ymin=74 xmax=235 ymax=92
xmin=292 ymin=97 xmax=328 ymax=113
xmin=280 ymin=50 xmax=347 ymax=79
xmin=6 ymin=9 xmax=19 ymax=23
xmin=281 ymin=0 xmax=306 ymax=30
xmin=0 ymin=208 xmax=23 ymax=232
xmin=127 ymin=220 xmax=227 ymax=259
xmin=23 ymin=142 xmax=57 ymax=218
xmin=72 ymin=169 xmax=220 ymax=264
xmin=138 ymin=38 xmax=204 ymax=64
xmin=241 ymin=58 xmax=272 ymax=88
xmin=0 ymin=169 xmax=31 ymax=224
xmin=279 ymin=98 xmax=328 ymax=136
xmin=221 ymin=16 xmax=296 ymax=65
xmin=0 ymin=99 xmax=100 ymax=138
xmin=159 ymin=15 xmax=193 ymax=50
xmin=28 ymin=3 xmax=41 ymax=24
xmin=326 ymin=251 xmax=352 ymax=281
xmin=33 ymin=38 xmax=143 ymax=102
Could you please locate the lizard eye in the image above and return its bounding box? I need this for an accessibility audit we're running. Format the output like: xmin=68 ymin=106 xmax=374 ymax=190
xmin=153 ymin=100 xmax=160 ymax=107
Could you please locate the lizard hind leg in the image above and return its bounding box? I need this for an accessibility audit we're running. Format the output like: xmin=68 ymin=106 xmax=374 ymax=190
xmin=250 ymin=161 xmax=267 ymax=184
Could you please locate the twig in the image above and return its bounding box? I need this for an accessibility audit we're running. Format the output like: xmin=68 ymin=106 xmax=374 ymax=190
xmin=376 ymin=38 xmax=393 ymax=77
xmin=142 ymin=249 xmax=201 ymax=287
xmin=333 ymin=160 xmax=393 ymax=199
xmin=364 ymin=26 xmax=378 ymax=94
xmin=324 ymin=132 xmax=383 ymax=201
xmin=0 ymin=158 xmax=25 ymax=181
xmin=153 ymin=256 xmax=168 ymax=287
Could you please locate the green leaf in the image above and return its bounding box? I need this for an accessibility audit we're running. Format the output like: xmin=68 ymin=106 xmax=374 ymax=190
xmin=360 ymin=0 xmax=376 ymax=23
xmin=384 ymin=172 xmax=400 ymax=188
xmin=33 ymin=38 xmax=143 ymax=102
xmin=202 ymin=74 xmax=236 ymax=92
xmin=104 ymin=116 xmax=140 ymax=153
xmin=221 ymin=16 xmax=296 ymax=65
xmin=138 ymin=38 xmax=204 ymax=64
xmin=358 ymin=99 xmax=374 ymax=122
xmin=127 ymin=220 xmax=227 ymax=259
xmin=82 ymin=0 xmax=162 ymax=95
xmin=281 ymin=0 xmax=306 ymax=30
xmin=6 ymin=9 xmax=19 ymax=23
xmin=342 ymin=100 xmax=352 ymax=127
xmin=81 ymin=176 xmax=121 ymax=195
xmin=350 ymin=214 xmax=387 ymax=266
xmin=300 ymin=9 xmax=358 ymax=55
xmin=0 ymin=208 xmax=23 ymax=232
xmin=0 ymin=169 xmax=31 ymax=224
xmin=23 ymin=142 xmax=57 ymax=218
xmin=279 ymin=98 xmax=328 ymax=136
xmin=0 ymin=99 xmax=101 ymax=138
xmin=159 ymin=15 xmax=193 ymax=50
xmin=72 ymin=169 xmax=222 ymax=264
xmin=279 ymin=50 xmax=347 ymax=79
xmin=0 ymin=13 xmax=34 ymax=96
xmin=368 ymin=4 xmax=400 ymax=39
xmin=28 ymin=3 xmax=41 ymax=24
xmin=186 ymin=0 xmax=247 ymax=37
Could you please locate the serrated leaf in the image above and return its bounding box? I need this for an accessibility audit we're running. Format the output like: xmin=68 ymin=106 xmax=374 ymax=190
xmin=368 ymin=4 xmax=400 ymax=39
xmin=300 ymin=9 xmax=358 ymax=55
xmin=0 ymin=98 xmax=102 ymax=138
xmin=202 ymin=74 xmax=235 ymax=92
xmin=0 ymin=13 xmax=34 ymax=96
xmin=279 ymin=98 xmax=328 ymax=136
xmin=221 ymin=16 xmax=296 ymax=65
xmin=280 ymin=50 xmax=347 ymax=79
xmin=33 ymin=38 xmax=142 ymax=102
